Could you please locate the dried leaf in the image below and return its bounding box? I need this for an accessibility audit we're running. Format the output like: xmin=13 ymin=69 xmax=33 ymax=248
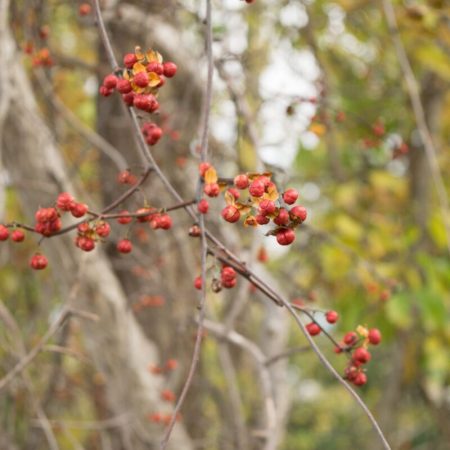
xmin=244 ymin=215 xmax=258 ymax=227
xmin=224 ymin=190 xmax=236 ymax=206
xmin=135 ymin=46 xmax=145 ymax=60
xmin=204 ymin=167 xmax=218 ymax=184
xmin=146 ymin=49 xmax=163 ymax=63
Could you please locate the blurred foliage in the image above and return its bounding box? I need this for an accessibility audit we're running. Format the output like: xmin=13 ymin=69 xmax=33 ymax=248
xmin=1 ymin=0 xmax=449 ymax=449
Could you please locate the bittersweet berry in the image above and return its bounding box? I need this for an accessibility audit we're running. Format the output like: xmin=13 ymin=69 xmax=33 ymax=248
xmin=306 ymin=322 xmax=321 ymax=336
xmin=227 ymin=188 xmax=240 ymax=200
xmin=117 ymin=79 xmax=132 ymax=94
xmin=30 ymin=253 xmax=48 ymax=270
xmin=161 ymin=389 xmax=176 ymax=402
xmin=166 ymin=359 xmax=178 ymax=370
xmin=221 ymin=266 xmax=236 ymax=282
xmin=221 ymin=205 xmax=240 ymax=223
xmin=368 ymin=328 xmax=382 ymax=345
xmin=158 ymin=214 xmax=172 ymax=230
xmin=103 ymin=74 xmax=118 ymax=89
xmin=352 ymin=347 xmax=371 ymax=364
xmin=234 ymin=174 xmax=249 ymax=189
xmin=146 ymin=62 xmax=164 ymax=75
xmin=117 ymin=239 xmax=132 ymax=254
xmin=124 ymin=53 xmax=137 ymax=68
xmin=274 ymin=208 xmax=289 ymax=226
xmin=11 ymin=230 xmax=25 ymax=242
xmin=197 ymin=199 xmax=209 ymax=214
xmin=122 ymin=92 xmax=135 ymax=106
xmin=282 ymin=188 xmax=299 ymax=205
xmin=325 ymin=310 xmax=339 ymax=324
xmin=79 ymin=3 xmax=91 ymax=16
xmin=56 ymin=192 xmax=75 ymax=211
xmin=275 ymin=228 xmax=296 ymax=246
xmin=204 ymin=183 xmax=220 ymax=197
xmin=163 ymin=62 xmax=177 ymax=78
xmin=198 ymin=162 xmax=212 ymax=177
xmin=222 ymin=278 xmax=237 ymax=289
xmin=117 ymin=210 xmax=133 ymax=225
xmin=290 ymin=205 xmax=307 ymax=223
xmin=248 ymin=180 xmax=265 ymax=197
xmin=255 ymin=214 xmax=270 ymax=225
xmin=194 ymin=276 xmax=203 ymax=290
xmin=353 ymin=372 xmax=367 ymax=386
xmin=343 ymin=331 xmax=358 ymax=345
xmin=76 ymin=236 xmax=95 ymax=252
xmin=95 ymin=222 xmax=111 ymax=238
xmin=99 ymin=86 xmax=113 ymax=97
xmin=70 ymin=203 xmax=88 ymax=218
xmin=259 ymin=199 xmax=276 ymax=215
xmin=0 ymin=225 xmax=9 ymax=241
xmin=134 ymin=71 xmax=149 ymax=88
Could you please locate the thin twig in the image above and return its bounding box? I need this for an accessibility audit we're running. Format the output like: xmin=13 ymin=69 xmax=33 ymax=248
xmin=160 ymin=1 xmax=213 ymax=447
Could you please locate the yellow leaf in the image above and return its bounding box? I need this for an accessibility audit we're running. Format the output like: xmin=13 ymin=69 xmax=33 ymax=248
xmin=132 ymin=62 xmax=147 ymax=73
xmin=236 ymin=203 xmax=252 ymax=215
xmin=309 ymin=122 xmax=327 ymax=136
xmin=148 ymin=72 xmax=162 ymax=87
xmin=146 ymin=49 xmax=163 ymax=63
xmin=204 ymin=167 xmax=218 ymax=184
xmin=135 ymin=46 xmax=145 ymax=60
xmin=247 ymin=172 xmax=272 ymax=181
xmin=224 ymin=190 xmax=236 ymax=206
xmin=265 ymin=184 xmax=279 ymax=201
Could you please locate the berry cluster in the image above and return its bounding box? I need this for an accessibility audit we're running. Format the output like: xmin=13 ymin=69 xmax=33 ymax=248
xmin=198 ymin=163 xmax=307 ymax=246
xmin=335 ymin=326 xmax=381 ymax=387
xmin=99 ymin=47 xmax=177 ymax=118
xmin=194 ymin=265 xmax=238 ymax=293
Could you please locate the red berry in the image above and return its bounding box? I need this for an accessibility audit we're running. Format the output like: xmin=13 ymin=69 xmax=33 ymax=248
xmin=344 ymin=366 xmax=359 ymax=382
xmin=161 ymin=389 xmax=176 ymax=402
xmin=194 ymin=276 xmax=203 ymax=290
xmin=146 ymin=62 xmax=164 ymax=75
xmin=197 ymin=199 xmax=209 ymax=214
xmin=306 ymin=322 xmax=321 ymax=336
xmin=136 ymin=207 xmax=153 ymax=223
xmin=124 ymin=53 xmax=137 ymax=69
xmin=163 ymin=61 xmax=177 ymax=78
xmin=142 ymin=124 xmax=163 ymax=145
xmin=255 ymin=214 xmax=270 ymax=225
xmin=368 ymin=328 xmax=382 ymax=345
xmin=117 ymin=79 xmax=132 ymax=94
xmin=204 ymin=183 xmax=220 ymax=197
xmin=325 ymin=310 xmax=339 ymax=324
xmin=221 ymin=205 xmax=240 ymax=223
xmin=352 ymin=347 xmax=371 ymax=364
xmin=158 ymin=214 xmax=172 ymax=230
xmin=79 ymin=3 xmax=91 ymax=16
xmin=117 ymin=239 xmax=132 ymax=254
xmin=259 ymin=199 xmax=276 ymax=215
xmin=283 ymin=188 xmax=298 ymax=205
xmin=103 ymin=74 xmax=118 ymax=89
xmin=275 ymin=228 xmax=295 ymax=246
xmin=117 ymin=210 xmax=133 ymax=225
xmin=30 ymin=253 xmax=48 ymax=270
xmin=11 ymin=230 xmax=25 ymax=242
xmin=221 ymin=266 xmax=236 ymax=282
xmin=274 ymin=208 xmax=289 ymax=226
xmin=76 ymin=236 xmax=95 ymax=252
xmin=353 ymin=372 xmax=367 ymax=386
xmin=227 ymin=188 xmax=240 ymax=200
xmin=290 ymin=205 xmax=307 ymax=223
xmin=166 ymin=359 xmax=178 ymax=370
xmin=248 ymin=180 xmax=265 ymax=197
xmin=133 ymin=71 xmax=149 ymax=88
xmin=343 ymin=332 xmax=358 ymax=345
xmin=95 ymin=222 xmax=111 ymax=238
xmin=70 ymin=203 xmax=88 ymax=218
xmin=198 ymin=162 xmax=212 ymax=177
xmin=234 ymin=174 xmax=249 ymax=189
xmin=122 ymin=92 xmax=135 ymax=106
xmin=222 ymin=278 xmax=237 ymax=289
xmin=56 ymin=192 xmax=75 ymax=211
xmin=0 ymin=225 xmax=9 ymax=241
xmin=99 ymin=86 xmax=113 ymax=97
